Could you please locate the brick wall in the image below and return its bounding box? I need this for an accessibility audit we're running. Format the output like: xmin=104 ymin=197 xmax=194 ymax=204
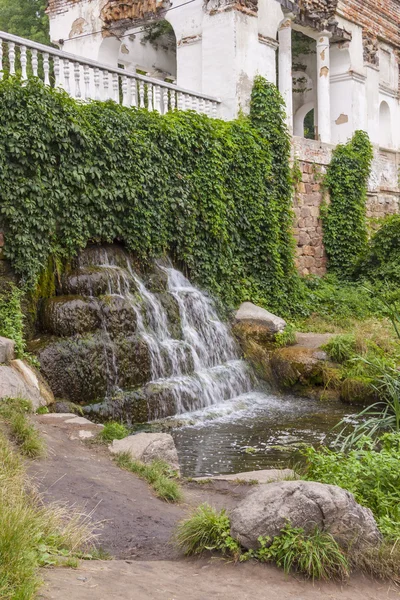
xmin=292 ymin=137 xmax=400 ymax=276
xmin=47 ymin=0 xmax=91 ymax=18
xmin=337 ymin=0 xmax=400 ymax=48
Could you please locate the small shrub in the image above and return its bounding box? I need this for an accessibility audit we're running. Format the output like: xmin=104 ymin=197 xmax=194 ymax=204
xmin=115 ymin=453 xmax=182 ymax=503
xmin=0 ymin=285 xmax=26 ymax=358
xmin=175 ymin=503 xmax=240 ymax=557
xmin=323 ymin=334 xmax=357 ymax=363
xmin=98 ymin=422 xmax=129 ymax=443
xmin=243 ymin=525 xmax=350 ymax=581
xmin=275 ymin=324 xmax=297 ymax=348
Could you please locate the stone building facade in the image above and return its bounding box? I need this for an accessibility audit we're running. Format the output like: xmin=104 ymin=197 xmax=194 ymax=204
xmin=46 ymin=0 xmax=400 ymax=275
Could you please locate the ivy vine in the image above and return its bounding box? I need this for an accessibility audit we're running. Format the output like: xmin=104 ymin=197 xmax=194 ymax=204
xmin=322 ymin=131 xmax=373 ymax=277
xmin=0 ymin=76 xmax=302 ymax=314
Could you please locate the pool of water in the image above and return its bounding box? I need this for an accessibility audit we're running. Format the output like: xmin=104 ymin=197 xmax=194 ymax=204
xmin=171 ymin=390 xmax=358 ymax=477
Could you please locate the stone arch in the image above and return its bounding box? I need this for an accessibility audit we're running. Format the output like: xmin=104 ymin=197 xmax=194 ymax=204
xmin=294 ymin=101 xmax=315 ymax=138
xmin=379 ymin=101 xmax=392 ymax=148
xmin=97 ymin=36 xmax=122 ymax=67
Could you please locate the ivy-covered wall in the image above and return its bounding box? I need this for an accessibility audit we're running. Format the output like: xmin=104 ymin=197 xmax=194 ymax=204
xmin=0 ymin=76 xmax=303 ymax=315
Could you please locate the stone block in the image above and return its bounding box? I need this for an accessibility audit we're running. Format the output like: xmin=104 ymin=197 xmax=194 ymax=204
xmin=0 ymin=337 xmax=15 ymax=364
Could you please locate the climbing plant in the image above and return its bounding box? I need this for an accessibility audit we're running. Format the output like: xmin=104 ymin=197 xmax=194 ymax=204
xmin=0 ymin=77 xmax=302 ymax=314
xmin=322 ymin=131 xmax=373 ymax=277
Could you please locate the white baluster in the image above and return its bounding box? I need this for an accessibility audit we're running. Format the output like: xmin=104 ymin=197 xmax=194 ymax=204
xmin=112 ymin=73 xmax=119 ymax=103
xmin=54 ymin=56 xmax=61 ymax=88
xmin=185 ymin=93 xmax=191 ymax=111
xmin=84 ymin=64 xmax=90 ymax=100
xmin=74 ymin=62 xmax=81 ymax=98
xmin=212 ymin=101 xmax=218 ymax=119
xmin=31 ymin=50 xmax=38 ymax=77
xmin=139 ymin=81 xmax=145 ymax=108
xmin=94 ymin=68 xmax=101 ymax=100
xmin=147 ymin=83 xmax=153 ymax=111
xmin=170 ymin=91 xmax=176 ymax=111
xmin=130 ymin=78 xmax=137 ymax=107
xmin=20 ymin=46 xmax=27 ymax=81
xmin=122 ymin=76 xmax=129 ymax=106
xmin=63 ymin=59 xmax=70 ymax=94
xmin=103 ymin=71 xmax=110 ymax=100
xmin=0 ymin=41 xmax=3 ymax=80
xmin=43 ymin=53 xmax=50 ymax=86
xmin=162 ymin=87 xmax=169 ymax=114
xmin=199 ymin=98 xmax=205 ymax=114
xmin=154 ymin=85 xmax=161 ymax=113
xmin=192 ymin=96 xmax=198 ymax=113
xmin=8 ymin=42 xmax=15 ymax=75
xmin=177 ymin=92 xmax=184 ymax=111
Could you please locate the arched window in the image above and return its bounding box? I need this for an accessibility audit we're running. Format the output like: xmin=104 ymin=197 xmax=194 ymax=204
xmin=379 ymin=101 xmax=392 ymax=148
xmin=294 ymin=102 xmax=315 ymax=139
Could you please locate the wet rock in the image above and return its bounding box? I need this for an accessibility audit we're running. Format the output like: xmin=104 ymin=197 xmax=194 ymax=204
xmin=235 ymin=303 xmax=286 ymax=334
xmin=83 ymin=389 xmax=149 ymax=425
xmin=230 ymin=480 xmax=382 ymax=551
xmin=62 ymin=266 xmax=135 ymax=297
xmin=71 ymin=243 xmax=130 ymax=270
xmin=144 ymin=264 xmax=169 ymax=293
xmin=114 ymin=336 xmax=152 ymax=389
xmin=40 ymin=296 xmax=101 ymax=337
xmin=110 ymin=432 xmax=180 ymax=473
xmin=99 ymin=295 xmax=137 ymax=337
xmin=340 ymin=377 xmax=378 ymax=406
xmin=269 ymin=346 xmax=329 ymax=389
xmin=0 ymin=336 xmax=15 ymax=364
xmin=194 ymin=469 xmax=296 ymax=484
xmin=37 ymin=334 xmax=111 ymax=404
xmin=156 ymin=293 xmax=182 ymax=339
xmin=51 ymin=400 xmax=84 ymax=415
xmin=0 ymin=360 xmax=53 ymax=409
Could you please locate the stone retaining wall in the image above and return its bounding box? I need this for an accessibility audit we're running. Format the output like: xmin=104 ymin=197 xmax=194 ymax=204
xmin=292 ymin=137 xmax=400 ymax=276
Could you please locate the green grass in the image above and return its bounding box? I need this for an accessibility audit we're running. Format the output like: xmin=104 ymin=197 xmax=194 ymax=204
xmin=114 ymin=452 xmax=182 ymax=503
xmin=245 ymin=525 xmax=350 ymax=581
xmin=175 ymin=504 xmax=240 ymax=557
xmin=0 ymin=397 xmax=45 ymax=458
xmin=97 ymin=421 xmax=130 ymax=443
xmin=0 ymin=430 xmax=96 ymax=600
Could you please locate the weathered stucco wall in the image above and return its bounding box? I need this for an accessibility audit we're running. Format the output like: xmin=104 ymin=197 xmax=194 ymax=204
xmin=292 ymin=137 xmax=400 ymax=276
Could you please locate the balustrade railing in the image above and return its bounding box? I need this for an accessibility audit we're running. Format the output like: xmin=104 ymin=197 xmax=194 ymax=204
xmin=0 ymin=31 xmax=220 ymax=117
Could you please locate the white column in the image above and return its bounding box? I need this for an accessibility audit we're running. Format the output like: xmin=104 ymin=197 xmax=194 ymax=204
xmin=316 ymin=30 xmax=332 ymax=144
xmin=278 ymin=16 xmax=294 ymax=132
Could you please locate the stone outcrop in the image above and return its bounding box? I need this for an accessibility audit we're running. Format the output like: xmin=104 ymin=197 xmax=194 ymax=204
xmin=235 ymin=303 xmax=286 ymax=334
xmin=269 ymin=345 xmax=328 ymax=389
xmin=0 ymin=338 xmax=54 ymax=410
xmin=230 ymin=480 xmax=381 ymax=551
xmin=110 ymin=432 xmax=180 ymax=473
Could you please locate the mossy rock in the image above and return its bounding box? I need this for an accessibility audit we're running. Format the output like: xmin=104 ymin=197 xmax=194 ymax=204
xmin=233 ymin=321 xmax=277 ymax=350
xmin=340 ymin=377 xmax=379 ymax=406
xmin=99 ymin=295 xmax=138 ymax=337
xmin=156 ymin=292 xmax=182 ymax=339
xmin=40 ymin=296 xmax=102 ymax=337
xmin=51 ymin=400 xmax=84 ymax=415
xmin=269 ymin=346 xmax=329 ymax=390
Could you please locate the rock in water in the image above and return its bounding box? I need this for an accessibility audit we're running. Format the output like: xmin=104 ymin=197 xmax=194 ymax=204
xmin=110 ymin=432 xmax=180 ymax=474
xmin=235 ymin=303 xmax=286 ymax=334
xmin=230 ymin=480 xmax=381 ymax=551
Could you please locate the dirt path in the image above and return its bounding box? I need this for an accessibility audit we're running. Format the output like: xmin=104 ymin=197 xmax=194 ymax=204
xmin=40 ymin=559 xmax=399 ymax=600
xmin=30 ymin=415 xmax=250 ymax=559
xmin=32 ymin=415 xmax=400 ymax=600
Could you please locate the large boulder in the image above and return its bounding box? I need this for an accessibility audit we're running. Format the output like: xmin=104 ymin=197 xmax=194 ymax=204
xmin=110 ymin=432 xmax=180 ymax=473
xmin=0 ymin=359 xmax=54 ymax=410
xmin=235 ymin=303 xmax=286 ymax=335
xmin=0 ymin=336 xmax=15 ymax=364
xmin=230 ymin=480 xmax=381 ymax=551
xmin=269 ymin=346 xmax=329 ymax=389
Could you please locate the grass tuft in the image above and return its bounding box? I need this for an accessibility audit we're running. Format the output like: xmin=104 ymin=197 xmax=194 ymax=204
xmin=0 ymin=397 xmax=44 ymax=458
xmin=98 ymin=421 xmax=130 ymax=443
xmin=115 ymin=452 xmax=182 ymax=503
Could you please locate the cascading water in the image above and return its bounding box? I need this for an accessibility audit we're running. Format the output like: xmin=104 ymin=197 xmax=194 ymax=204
xmin=79 ymin=247 xmax=255 ymax=418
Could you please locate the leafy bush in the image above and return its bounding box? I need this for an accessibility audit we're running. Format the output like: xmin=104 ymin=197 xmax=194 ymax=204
xmin=0 ymin=77 xmax=302 ymax=315
xmin=358 ymin=215 xmax=400 ymax=283
xmin=0 ymin=284 xmax=25 ymax=358
xmin=175 ymin=503 xmax=240 ymax=557
xmin=303 ymin=434 xmax=400 ymax=540
xmin=322 ymin=131 xmax=373 ymax=277
xmin=244 ymin=524 xmax=350 ymax=581
xmin=98 ymin=422 xmax=129 ymax=443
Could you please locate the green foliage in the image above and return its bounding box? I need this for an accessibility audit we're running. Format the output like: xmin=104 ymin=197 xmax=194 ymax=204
xmin=0 ymin=77 xmax=302 ymax=315
xmin=0 ymin=0 xmax=49 ymax=44
xmin=243 ymin=524 xmax=349 ymax=581
xmin=0 ymin=284 xmax=25 ymax=358
xmin=115 ymin=452 xmax=182 ymax=503
xmin=175 ymin=503 xmax=240 ymax=557
xmin=98 ymin=422 xmax=130 ymax=443
xmin=303 ymin=434 xmax=400 ymax=540
xmin=358 ymin=215 xmax=400 ymax=284
xmin=0 ymin=397 xmax=44 ymax=457
xmin=274 ymin=324 xmax=297 ymax=348
xmin=323 ymin=334 xmax=357 ymax=363
xmin=143 ymin=20 xmax=175 ymax=44
xmin=322 ymin=131 xmax=373 ymax=277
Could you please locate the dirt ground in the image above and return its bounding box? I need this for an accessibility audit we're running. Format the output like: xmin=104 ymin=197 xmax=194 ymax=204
xmin=31 ymin=415 xmax=400 ymax=600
